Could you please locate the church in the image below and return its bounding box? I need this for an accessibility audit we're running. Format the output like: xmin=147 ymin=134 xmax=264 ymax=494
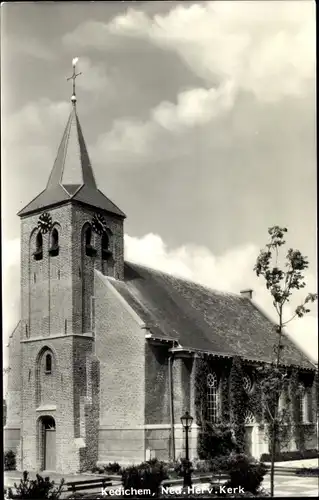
xmin=4 ymin=76 xmax=317 ymax=474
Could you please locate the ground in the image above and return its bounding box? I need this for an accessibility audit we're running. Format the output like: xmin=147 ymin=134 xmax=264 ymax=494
xmin=4 ymin=459 xmax=318 ymax=498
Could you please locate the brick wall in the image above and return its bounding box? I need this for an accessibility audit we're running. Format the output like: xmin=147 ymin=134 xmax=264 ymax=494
xmin=19 ymin=336 xmax=94 ymax=473
xmin=20 ymin=202 xmax=124 ymax=340
xmin=94 ymin=271 xmax=145 ymax=463
xmin=21 ymin=205 xmax=73 ymax=339
xmin=71 ymin=203 xmax=124 ymax=335
xmin=145 ymin=343 xmax=170 ymax=425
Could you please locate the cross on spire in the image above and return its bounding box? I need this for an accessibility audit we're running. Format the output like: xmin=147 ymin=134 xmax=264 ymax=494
xmin=67 ymin=57 xmax=82 ymax=105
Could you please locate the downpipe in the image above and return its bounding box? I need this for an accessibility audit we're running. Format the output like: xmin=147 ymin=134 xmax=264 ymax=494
xmin=168 ymin=353 xmax=175 ymax=461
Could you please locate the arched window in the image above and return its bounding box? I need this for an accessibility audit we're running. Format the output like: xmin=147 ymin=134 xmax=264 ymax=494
xmin=49 ymin=228 xmax=59 ymax=256
xmin=45 ymin=353 xmax=52 ymax=374
xmin=102 ymin=233 xmax=112 ymax=260
xmin=85 ymin=227 xmax=92 ymax=246
xmin=207 ymin=372 xmax=219 ymax=423
xmin=85 ymin=226 xmax=96 ymax=257
xmin=34 ymin=232 xmax=43 ymax=261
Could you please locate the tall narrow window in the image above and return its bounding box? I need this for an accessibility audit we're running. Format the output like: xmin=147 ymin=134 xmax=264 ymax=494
xmin=299 ymin=384 xmax=312 ymax=423
xmin=102 ymin=233 xmax=112 ymax=260
xmin=90 ymin=296 xmax=96 ymax=340
xmin=49 ymin=228 xmax=59 ymax=256
xmin=45 ymin=353 xmax=52 ymax=374
xmin=34 ymin=232 xmax=43 ymax=261
xmin=207 ymin=372 xmax=219 ymax=423
xmin=85 ymin=226 xmax=96 ymax=257
xmin=299 ymin=384 xmax=308 ymax=423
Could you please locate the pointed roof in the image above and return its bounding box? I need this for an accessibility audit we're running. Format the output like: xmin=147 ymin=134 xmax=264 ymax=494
xmin=18 ymin=105 xmax=126 ymax=218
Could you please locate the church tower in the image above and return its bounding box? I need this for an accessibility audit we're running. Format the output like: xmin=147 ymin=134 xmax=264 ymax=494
xmin=15 ymin=60 xmax=126 ymax=472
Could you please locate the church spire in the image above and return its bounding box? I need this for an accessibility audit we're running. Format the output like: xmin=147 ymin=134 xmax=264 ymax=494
xmin=18 ymin=59 xmax=126 ymax=219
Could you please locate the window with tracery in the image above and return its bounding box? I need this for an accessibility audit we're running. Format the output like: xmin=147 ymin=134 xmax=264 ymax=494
xmin=244 ymin=410 xmax=255 ymax=424
xmin=207 ymin=372 xmax=219 ymax=423
xmin=243 ymin=375 xmax=253 ymax=394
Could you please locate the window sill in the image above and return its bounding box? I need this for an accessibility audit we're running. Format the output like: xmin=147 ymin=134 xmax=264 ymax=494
xmin=44 ymin=370 xmax=52 ymax=375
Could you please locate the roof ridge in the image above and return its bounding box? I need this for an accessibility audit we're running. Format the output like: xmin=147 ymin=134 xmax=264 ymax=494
xmin=59 ymin=107 xmax=74 ymax=186
xmin=125 ymin=260 xmax=241 ymax=298
xmin=70 ymin=183 xmax=84 ymax=198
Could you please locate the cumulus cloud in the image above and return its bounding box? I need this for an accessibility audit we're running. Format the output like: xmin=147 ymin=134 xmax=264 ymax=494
xmin=62 ymin=20 xmax=115 ymax=49
xmin=5 ymin=99 xmax=70 ymax=148
xmin=92 ymin=79 xmax=236 ymax=162
xmin=2 ymin=238 xmax=20 ymax=364
xmin=108 ymin=1 xmax=315 ymax=101
xmin=151 ymin=80 xmax=236 ymax=131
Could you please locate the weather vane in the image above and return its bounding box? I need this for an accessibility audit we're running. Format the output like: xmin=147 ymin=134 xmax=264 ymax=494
xmin=67 ymin=57 xmax=82 ymax=105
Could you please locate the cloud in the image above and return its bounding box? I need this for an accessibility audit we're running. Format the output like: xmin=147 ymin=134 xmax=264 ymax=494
xmin=107 ymin=0 xmax=315 ymax=101
xmin=2 ymin=238 xmax=20 ymax=360
xmin=70 ymin=57 xmax=112 ymax=94
xmin=62 ymin=20 xmax=115 ymax=50
xmin=92 ymin=80 xmax=236 ymax=162
xmin=151 ymin=80 xmax=236 ymax=131
xmin=10 ymin=36 xmax=57 ymax=60
xmin=125 ymin=233 xmax=318 ymax=362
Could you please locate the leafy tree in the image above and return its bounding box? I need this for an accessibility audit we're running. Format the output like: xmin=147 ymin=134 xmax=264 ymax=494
xmin=254 ymin=226 xmax=317 ymax=497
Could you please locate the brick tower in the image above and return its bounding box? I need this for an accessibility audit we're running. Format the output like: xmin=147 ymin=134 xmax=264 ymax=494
xmin=16 ymin=65 xmax=126 ymax=473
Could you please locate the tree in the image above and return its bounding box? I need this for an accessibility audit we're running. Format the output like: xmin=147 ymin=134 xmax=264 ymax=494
xmin=254 ymin=225 xmax=317 ymax=497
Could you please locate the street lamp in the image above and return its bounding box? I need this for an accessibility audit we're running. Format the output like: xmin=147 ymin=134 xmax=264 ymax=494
xmin=181 ymin=411 xmax=193 ymax=488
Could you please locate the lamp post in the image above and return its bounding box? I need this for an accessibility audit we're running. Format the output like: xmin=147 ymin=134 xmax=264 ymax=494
xmin=181 ymin=411 xmax=193 ymax=488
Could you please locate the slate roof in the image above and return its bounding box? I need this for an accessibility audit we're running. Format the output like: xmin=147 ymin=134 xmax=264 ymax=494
xmin=109 ymin=262 xmax=315 ymax=370
xmin=18 ymin=105 xmax=126 ymax=218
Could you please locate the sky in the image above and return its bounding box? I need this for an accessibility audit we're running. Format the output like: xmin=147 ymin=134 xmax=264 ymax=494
xmin=1 ymin=0 xmax=317 ymax=366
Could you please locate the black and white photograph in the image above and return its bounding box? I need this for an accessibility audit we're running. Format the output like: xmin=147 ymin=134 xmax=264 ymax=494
xmin=2 ymin=1 xmax=318 ymax=498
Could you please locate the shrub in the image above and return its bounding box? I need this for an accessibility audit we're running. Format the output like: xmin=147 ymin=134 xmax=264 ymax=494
xmin=104 ymin=462 xmax=122 ymax=474
xmin=223 ymin=454 xmax=267 ymax=495
xmin=192 ymin=458 xmax=212 ymax=474
xmin=122 ymin=458 xmax=168 ymax=497
xmin=91 ymin=465 xmax=104 ymax=474
xmin=7 ymin=471 xmax=64 ymax=499
xmin=170 ymin=458 xmax=193 ymax=478
xmin=260 ymin=449 xmax=318 ymax=462
xmin=4 ymin=450 xmax=16 ymax=471
xmin=199 ymin=424 xmax=238 ymax=460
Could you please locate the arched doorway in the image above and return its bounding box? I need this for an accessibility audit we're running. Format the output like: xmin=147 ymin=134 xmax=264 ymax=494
xmin=39 ymin=416 xmax=56 ymax=471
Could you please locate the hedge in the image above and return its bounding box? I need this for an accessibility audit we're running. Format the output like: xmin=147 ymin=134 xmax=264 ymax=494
xmin=260 ymin=449 xmax=318 ymax=462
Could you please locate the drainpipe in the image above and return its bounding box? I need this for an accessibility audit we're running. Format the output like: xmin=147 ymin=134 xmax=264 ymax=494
xmin=168 ymin=353 xmax=175 ymax=461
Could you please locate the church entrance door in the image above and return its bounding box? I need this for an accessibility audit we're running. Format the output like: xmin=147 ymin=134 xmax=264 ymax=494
xmin=43 ymin=416 xmax=56 ymax=471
